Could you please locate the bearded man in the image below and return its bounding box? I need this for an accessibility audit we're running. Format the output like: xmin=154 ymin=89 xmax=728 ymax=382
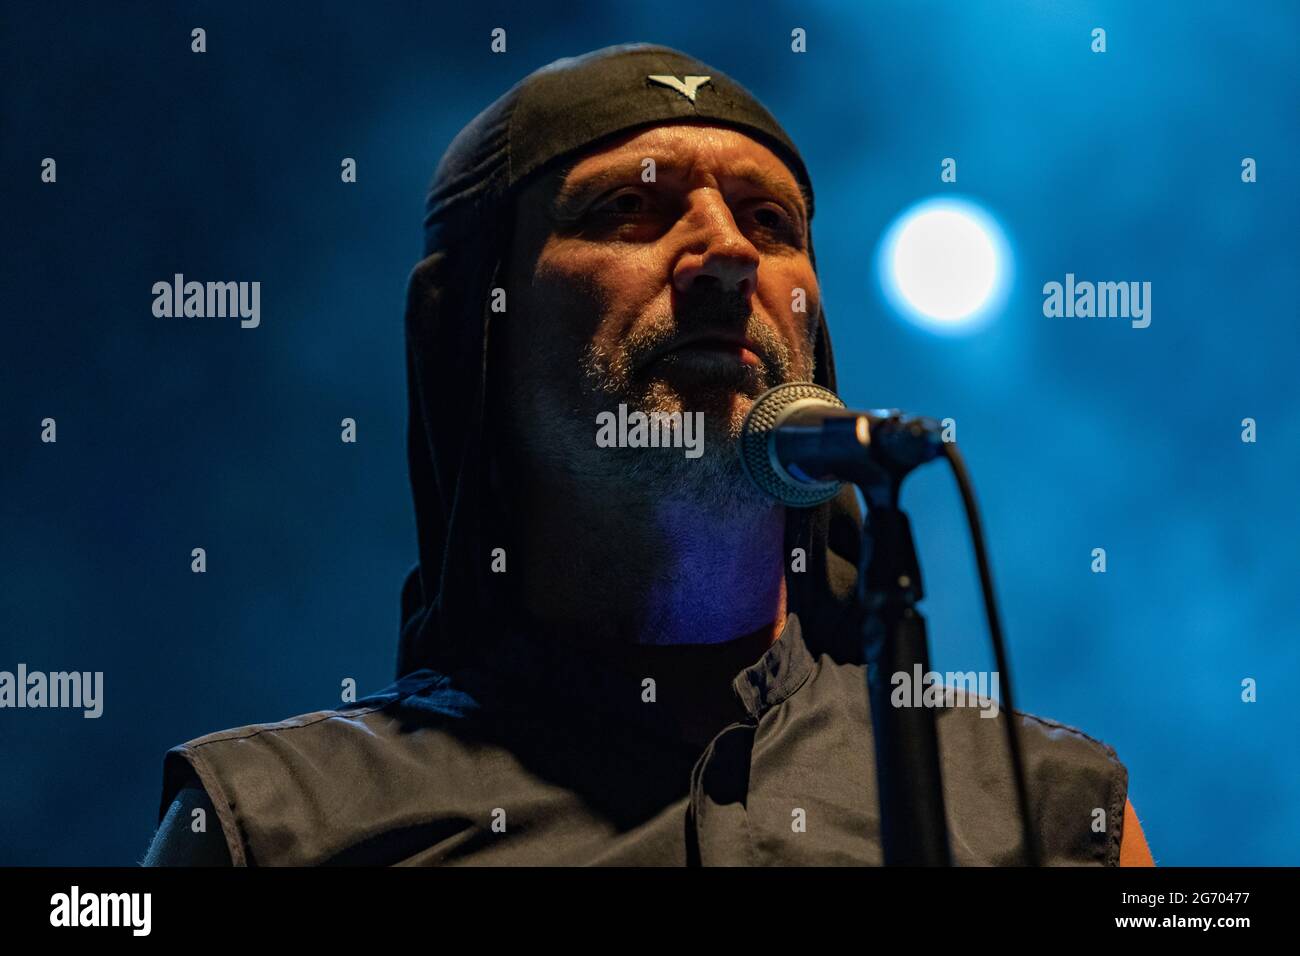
xmin=143 ymin=43 xmax=1153 ymax=867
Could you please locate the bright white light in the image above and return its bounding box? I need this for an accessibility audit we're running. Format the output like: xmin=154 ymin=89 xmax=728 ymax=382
xmin=877 ymin=198 xmax=1011 ymax=334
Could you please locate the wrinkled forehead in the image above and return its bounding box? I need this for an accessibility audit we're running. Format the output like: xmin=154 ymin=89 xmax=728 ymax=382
xmin=515 ymin=121 xmax=809 ymax=227
xmin=569 ymin=122 xmax=800 ymax=181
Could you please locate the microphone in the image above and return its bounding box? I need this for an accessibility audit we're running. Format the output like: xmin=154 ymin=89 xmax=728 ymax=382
xmin=738 ymin=382 xmax=946 ymax=507
xmin=739 ymin=381 xmax=1043 ymax=865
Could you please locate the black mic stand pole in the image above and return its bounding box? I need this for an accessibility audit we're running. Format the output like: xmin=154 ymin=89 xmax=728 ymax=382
xmin=774 ymin=411 xmax=952 ymax=865
xmin=856 ymin=476 xmax=951 ymax=866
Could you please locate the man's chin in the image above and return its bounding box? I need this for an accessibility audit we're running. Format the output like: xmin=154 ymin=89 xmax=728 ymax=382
xmin=580 ymin=383 xmax=778 ymax=511
xmin=636 ymin=365 xmax=771 ymax=434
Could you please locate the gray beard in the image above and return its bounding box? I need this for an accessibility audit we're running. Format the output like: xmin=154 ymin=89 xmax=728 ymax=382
xmin=506 ymin=283 xmax=819 ymax=517
xmin=569 ymin=313 xmax=815 ymax=516
xmin=600 ymin=421 xmax=769 ymax=519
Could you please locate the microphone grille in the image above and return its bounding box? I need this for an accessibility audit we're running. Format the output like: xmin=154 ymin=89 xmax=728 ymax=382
xmin=739 ymin=382 xmax=846 ymax=508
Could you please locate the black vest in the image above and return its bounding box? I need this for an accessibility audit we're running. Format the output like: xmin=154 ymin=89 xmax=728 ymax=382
xmin=158 ymin=613 xmax=1128 ymax=865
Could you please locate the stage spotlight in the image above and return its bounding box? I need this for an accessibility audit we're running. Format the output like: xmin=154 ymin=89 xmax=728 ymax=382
xmin=877 ymin=196 xmax=1012 ymax=334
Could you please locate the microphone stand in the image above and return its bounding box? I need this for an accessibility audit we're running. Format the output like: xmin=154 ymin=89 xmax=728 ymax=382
xmin=774 ymin=410 xmax=952 ymax=865
xmin=856 ymin=477 xmax=952 ymax=866
xmin=756 ymin=387 xmax=1039 ymax=865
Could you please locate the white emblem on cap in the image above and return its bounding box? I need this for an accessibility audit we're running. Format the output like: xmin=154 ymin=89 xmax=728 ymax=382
xmin=647 ymin=75 xmax=712 ymax=102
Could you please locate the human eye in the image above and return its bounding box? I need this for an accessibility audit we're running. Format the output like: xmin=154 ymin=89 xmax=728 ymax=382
xmin=592 ymin=186 xmax=652 ymax=217
xmin=743 ymin=198 xmax=802 ymax=246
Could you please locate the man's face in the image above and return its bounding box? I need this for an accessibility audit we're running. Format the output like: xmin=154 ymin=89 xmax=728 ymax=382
xmin=499 ymin=122 xmax=820 ymax=501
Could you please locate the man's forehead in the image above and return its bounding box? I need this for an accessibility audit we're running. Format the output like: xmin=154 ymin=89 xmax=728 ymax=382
xmin=529 ymin=122 xmax=807 ymax=219
xmin=569 ymin=123 xmax=797 ymax=178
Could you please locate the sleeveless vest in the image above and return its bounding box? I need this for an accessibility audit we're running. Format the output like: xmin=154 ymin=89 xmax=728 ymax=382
xmin=158 ymin=612 xmax=1128 ymax=866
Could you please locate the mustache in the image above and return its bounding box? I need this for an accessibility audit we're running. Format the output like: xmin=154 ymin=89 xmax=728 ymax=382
xmin=625 ymin=316 xmax=790 ymax=378
xmin=622 ymin=294 xmax=793 ymax=381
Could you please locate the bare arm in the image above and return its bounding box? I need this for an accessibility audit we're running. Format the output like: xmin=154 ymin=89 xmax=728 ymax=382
xmin=1119 ymin=798 xmax=1155 ymax=866
xmin=140 ymin=784 xmax=233 ymax=866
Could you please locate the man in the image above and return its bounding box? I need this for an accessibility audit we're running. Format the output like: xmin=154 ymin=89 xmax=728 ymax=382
xmin=144 ymin=43 xmax=1154 ymax=866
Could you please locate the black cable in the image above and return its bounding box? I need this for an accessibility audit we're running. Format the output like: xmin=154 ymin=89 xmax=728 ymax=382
xmin=942 ymin=441 xmax=1042 ymax=866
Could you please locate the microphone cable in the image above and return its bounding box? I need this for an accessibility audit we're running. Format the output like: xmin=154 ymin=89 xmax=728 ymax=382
xmin=941 ymin=440 xmax=1042 ymax=866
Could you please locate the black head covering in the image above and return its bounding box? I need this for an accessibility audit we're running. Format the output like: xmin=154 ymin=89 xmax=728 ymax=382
xmin=398 ymin=42 xmax=863 ymax=678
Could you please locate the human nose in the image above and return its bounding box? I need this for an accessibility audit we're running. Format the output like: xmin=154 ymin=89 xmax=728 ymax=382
xmin=670 ymin=191 xmax=760 ymax=299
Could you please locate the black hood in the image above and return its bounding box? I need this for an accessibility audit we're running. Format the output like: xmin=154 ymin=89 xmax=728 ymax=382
xmin=397 ymin=42 xmax=863 ymax=679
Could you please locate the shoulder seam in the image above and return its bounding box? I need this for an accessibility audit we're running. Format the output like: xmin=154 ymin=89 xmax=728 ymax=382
xmin=1009 ymin=708 xmax=1120 ymax=760
xmin=184 ymin=673 xmax=449 ymax=752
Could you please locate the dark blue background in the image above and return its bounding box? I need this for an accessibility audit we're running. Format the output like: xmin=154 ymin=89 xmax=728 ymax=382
xmin=2 ymin=1 xmax=1296 ymax=865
